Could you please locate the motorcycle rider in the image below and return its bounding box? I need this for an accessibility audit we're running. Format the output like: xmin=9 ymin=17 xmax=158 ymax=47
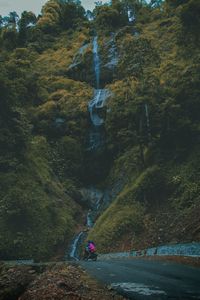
xmin=84 ymin=240 xmax=97 ymax=260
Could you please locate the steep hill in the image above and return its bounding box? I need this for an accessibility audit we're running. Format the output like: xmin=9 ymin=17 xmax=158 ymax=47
xmin=88 ymin=0 xmax=200 ymax=252
xmin=0 ymin=0 xmax=199 ymax=259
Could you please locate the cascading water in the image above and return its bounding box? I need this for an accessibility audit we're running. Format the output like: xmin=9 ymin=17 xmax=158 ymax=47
xmin=88 ymin=89 xmax=111 ymax=127
xmin=68 ymin=232 xmax=84 ymax=261
xmin=67 ymin=36 xmax=111 ymax=260
xmin=87 ymin=36 xmax=111 ymax=150
xmin=87 ymin=210 xmax=93 ymax=228
xmin=93 ymin=36 xmax=100 ymax=89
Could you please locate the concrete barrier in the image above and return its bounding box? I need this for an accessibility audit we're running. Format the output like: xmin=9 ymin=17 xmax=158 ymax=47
xmin=98 ymin=242 xmax=200 ymax=260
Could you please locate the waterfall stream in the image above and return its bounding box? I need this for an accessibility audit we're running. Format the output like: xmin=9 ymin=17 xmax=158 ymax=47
xmin=67 ymin=188 xmax=105 ymax=260
xmin=67 ymin=36 xmax=111 ymax=261
xmin=69 ymin=232 xmax=84 ymax=261
xmin=87 ymin=211 xmax=93 ymax=228
xmin=88 ymin=37 xmax=111 ymax=150
xmin=93 ymin=36 xmax=100 ymax=89
xmin=88 ymin=89 xmax=111 ymax=127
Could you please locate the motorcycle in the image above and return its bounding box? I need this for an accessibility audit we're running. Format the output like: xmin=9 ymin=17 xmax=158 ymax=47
xmin=83 ymin=250 xmax=98 ymax=261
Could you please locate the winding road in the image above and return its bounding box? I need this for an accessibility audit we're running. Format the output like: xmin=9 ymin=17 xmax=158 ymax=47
xmin=80 ymin=258 xmax=200 ymax=299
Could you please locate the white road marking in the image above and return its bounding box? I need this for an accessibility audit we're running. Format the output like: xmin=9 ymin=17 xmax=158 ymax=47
xmin=111 ymin=282 xmax=167 ymax=296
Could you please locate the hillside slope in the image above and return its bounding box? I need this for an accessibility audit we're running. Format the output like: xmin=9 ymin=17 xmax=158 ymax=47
xmin=88 ymin=1 xmax=200 ymax=252
xmin=0 ymin=0 xmax=199 ymax=259
xmin=0 ymin=20 xmax=92 ymax=259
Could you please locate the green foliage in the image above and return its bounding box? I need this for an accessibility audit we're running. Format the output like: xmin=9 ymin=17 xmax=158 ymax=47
xmin=88 ymin=173 xmax=146 ymax=252
xmin=18 ymin=11 xmax=37 ymax=46
xmin=0 ymin=135 xmax=78 ymax=260
xmin=0 ymin=28 xmax=89 ymax=259
xmin=32 ymin=77 xmax=92 ymax=139
xmin=0 ymin=0 xmax=200 ymax=258
xmin=166 ymin=0 xmax=189 ymax=8
xmin=37 ymin=0 xmax=86 ymax=33
xmin=37 ymin=0 xmax=61 ymax=33
xmin=51 ymin=136 xmax=83 ymax=181
xmin=166 ymin=147 xmax=200 ymax=210
xmin=1 ymin=28 xmax=18 ymax=50
xmin=94 ymin=4 xmax=128 ymax=30
xmin=180 ymin=0 xmax=200 ymax=36
xmin=117 ymin=34 xmax=160 ymax=78
xmin=107 ymin=146 xmax=141 ymax=187
xmin=89 ymin=1 xmax=200 ymax=251
xmin=60 ymin=0 xmax=86 ymax=29
xmin=0 ymin=66 xmax=31 ymax=171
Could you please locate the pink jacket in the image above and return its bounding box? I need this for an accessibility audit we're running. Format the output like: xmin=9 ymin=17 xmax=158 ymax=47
xmin=89 ymin=243 xmax=96 ymax=252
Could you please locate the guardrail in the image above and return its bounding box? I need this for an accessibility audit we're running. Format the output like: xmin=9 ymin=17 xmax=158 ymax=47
xmin=1 ymin=242 xmax=200 ymax=265
xmin=98 ymin=242 xmax=200 ymax=260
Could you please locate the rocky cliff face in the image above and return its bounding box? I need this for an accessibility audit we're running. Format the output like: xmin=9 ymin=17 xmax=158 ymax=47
xmin=66 ymin=33 xmax=119 ymax=88
xmin=66 ymin=41 xmax=95 ymax=86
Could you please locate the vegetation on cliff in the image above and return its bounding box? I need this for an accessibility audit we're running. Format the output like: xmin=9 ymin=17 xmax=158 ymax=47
xmin=88 ymin=0 xmax=200 ymax=252
xmin=0 ymin=0 xmax=199 ymax=258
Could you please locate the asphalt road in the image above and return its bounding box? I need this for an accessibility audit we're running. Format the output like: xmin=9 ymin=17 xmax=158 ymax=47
xmin=80 ymin=258 xmax=200 ymax=299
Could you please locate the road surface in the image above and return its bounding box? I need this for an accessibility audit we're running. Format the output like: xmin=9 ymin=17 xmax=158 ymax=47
xmin=80 ymin=258 xmax=200 ymax=299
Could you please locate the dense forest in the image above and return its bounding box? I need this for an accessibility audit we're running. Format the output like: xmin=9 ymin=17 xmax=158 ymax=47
xmin=0 ymin=0 xmax=200 ymax=260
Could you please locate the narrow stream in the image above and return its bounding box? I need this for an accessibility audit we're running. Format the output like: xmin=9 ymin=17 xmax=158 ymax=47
xmin=69 ymin=232 xmax=84 ymax=261
xmin=67 ymin=36 xmax=110 ymax=261
xmin=93 ymin=36 xmax=100 ymax=89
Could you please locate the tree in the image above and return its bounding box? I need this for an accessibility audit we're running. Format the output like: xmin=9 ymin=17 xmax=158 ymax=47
xmin=112 ymin=0 xmax=129 ymax=24
xmin=95 ymin=1 xmax=103 ymax=6
xmin=166 ymin=0 xmax=189 ymax=8
xmin=37 ymin=0 xmax=61 ymax=33
xmin=120 ymin=0 xmax=151 ymax=23
xmin=117 ymin=36 xmax=159 ymax=78
xmin=8 ymin=11 xmax=19 ymax=27
xmin=1 ymin=16 xmax=9 ymax=27
xmin=18 ymin=11 xmax=37 ymax=45
xmin=0 ymin=15 xmax=3 ymax=27
xmin=59 ymin=0 xmax=86 ymax=29
xmin=180 ymin=0 xmax=200 ymax=36
xmin=86 ymin=10 xmax=94 ymax=21
xmin=37 ymin=0 xmax=86 ymax=32
xmin=1 ymin=28 xmax=18 ymax=50
xmin=0 ymin=68 xmax=30 ymax=170
xmin=95 ymin=5 xmax=127 ymax=29
xmin=121 ymin=0 xmax=144 ymax=16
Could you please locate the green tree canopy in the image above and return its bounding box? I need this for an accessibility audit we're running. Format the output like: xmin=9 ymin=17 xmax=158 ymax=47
xmin=18 ymin=11 xmax=37 ymax=45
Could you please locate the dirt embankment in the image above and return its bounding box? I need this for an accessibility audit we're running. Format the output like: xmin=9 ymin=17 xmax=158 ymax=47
xmin=0 ymin=262 xmax=125 ymax=300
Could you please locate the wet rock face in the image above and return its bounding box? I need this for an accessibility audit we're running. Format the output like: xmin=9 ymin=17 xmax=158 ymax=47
xmin=66 ymin=43 xmax=95 ymax=86
xmin=66 ymin=35 xmax=119 ymax=88
xmin=80 ymin=187 xmax=104 ymax=210
xmin=99 ymin=34 xmax=119 ymax=86
xmin=0 ymin=263 xmax=37 ymax=300
xmin=89 ymin=89 xmax=111 ymax=127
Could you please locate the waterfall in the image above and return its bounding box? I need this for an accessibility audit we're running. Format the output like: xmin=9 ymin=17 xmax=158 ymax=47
xmin=66 ymin=36 xmax=113 ymax=260
xmin=93 ymin=36 xmax=100 ymax=89
xmin=69 ymin=232 xmax=84 ymax=260
xmin=87 ymin=36 xmax=111 ymax=151
xmin=87 ymin=211 xmax=93 ymax=228
xmin=88 ymin=89 xmax=111 ymax=127
xmin=90 ymin=36 xmax=111 ymax=128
